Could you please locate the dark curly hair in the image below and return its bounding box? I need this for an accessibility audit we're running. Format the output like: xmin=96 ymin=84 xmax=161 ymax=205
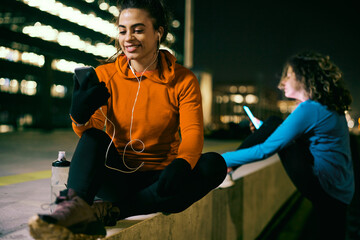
xmin=279 ymin=51 xmax=352 ymax=114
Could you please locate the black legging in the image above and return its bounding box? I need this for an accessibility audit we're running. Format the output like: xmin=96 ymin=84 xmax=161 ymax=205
xmin=238 ymin=116 xmax=348 ymax=240
xmin=67 ymin=128 xmax=227 ymax=219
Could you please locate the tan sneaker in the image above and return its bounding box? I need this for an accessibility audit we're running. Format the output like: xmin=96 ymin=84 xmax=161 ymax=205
xmin=28 ymin=189 xmax=106 ymax=240
xmin=217 ymin=173 xmax=235 ymax=189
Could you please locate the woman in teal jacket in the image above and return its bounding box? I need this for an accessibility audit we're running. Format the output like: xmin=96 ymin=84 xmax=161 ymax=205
xmin=222 ymin=51 xmax=354 ymax=239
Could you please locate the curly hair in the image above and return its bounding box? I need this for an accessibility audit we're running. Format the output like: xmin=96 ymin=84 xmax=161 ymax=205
xmin=279 ymin=51 xmax=352 ymax=114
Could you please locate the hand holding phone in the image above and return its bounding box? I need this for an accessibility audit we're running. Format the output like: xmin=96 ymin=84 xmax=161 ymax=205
xmin=70 ymin=66 xmax=110 ymax=124
xmin=243 ymin=106 xmax=263 ymax=129
xmin=74 ymin=66 xmax=99 ymax=88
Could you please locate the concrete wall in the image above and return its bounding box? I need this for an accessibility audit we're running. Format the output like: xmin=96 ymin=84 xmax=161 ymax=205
xmin=105 ymin=154 xmax=296 ymax=240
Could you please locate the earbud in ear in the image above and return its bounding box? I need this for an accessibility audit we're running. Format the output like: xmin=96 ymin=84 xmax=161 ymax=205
xmin=158 ymin=32 xmax=161 ymax=41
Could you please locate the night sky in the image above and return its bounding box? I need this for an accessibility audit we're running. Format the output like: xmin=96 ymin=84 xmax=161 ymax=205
xmin=191 ymin=0 xmax=360 ymax=119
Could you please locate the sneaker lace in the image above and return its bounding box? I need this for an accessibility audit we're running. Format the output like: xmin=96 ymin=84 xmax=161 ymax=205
xmin=40 ymin=189 xmax=69 ymax=211
xmin=92 ymin=201 xmax=120 ymax=226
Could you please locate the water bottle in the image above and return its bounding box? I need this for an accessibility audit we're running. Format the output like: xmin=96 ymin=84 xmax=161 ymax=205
xmin=50 ymin=151 xmax=70 ymax=212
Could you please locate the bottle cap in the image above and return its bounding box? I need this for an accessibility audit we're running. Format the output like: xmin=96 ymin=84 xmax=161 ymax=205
xmin=58 ymin=151 xmax=66 ymax=160
xmin=52 ymin=151 xmax=70 ymax=167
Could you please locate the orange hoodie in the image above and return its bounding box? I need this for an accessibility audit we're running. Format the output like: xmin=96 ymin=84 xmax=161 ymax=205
xmin=72 ymin=50 xmax=204 ymax=171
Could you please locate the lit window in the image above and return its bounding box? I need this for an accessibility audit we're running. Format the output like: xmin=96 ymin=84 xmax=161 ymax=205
xmin=229 ymin=85 xmax=237 ymax=93
xmin=238 ymin=85 xmax=247 ymax=93
xmin=0 ymin=46 xmax=20 ymax=62
xmin=278 ymin=101 xmax=288 ymax=113
xmin=21 ymin=0 xmax=118 ymax=37
xmin=166 ymin=33 xmax=175 ymax=43
xmin=108 ymin=6 xmax=119 ymax=16
xmin=233 ymin=105 xmax=242 ymax=113
xmin=51 ymin=84 xmax=67 ymax=98
xmin=222 ymin=95 xmax=229 ymax=103
xmin=21 ymin=51 xmax=45 ymax=67
xmin=245 ymin=94 xmax=258 ymax=104
xmin=0 ymin=125 xmax=14 ymax=133
xmin=99 ymin=2 xmax=109 ymax=11
xmin=172 ymin=20 xmax=180 ymax=28
xmin=52 ymin=59 xmax=85 ymax=73
xmin=19 ymin=114 xmax=33 ymax=126
xmin=0 ymin=45 xmax=45 ymax=67
xmin=230 ymin=94 xmax=244 ymax=104
xmin=22 ymin=22 xmax=117 ymax=58
xmin=20 ymin=80 xmax=37 ymax=96
xmin=9 ymin=79 xmax=19 ymax=93
xmin=0 ymin=78 xmax=10 ymax=92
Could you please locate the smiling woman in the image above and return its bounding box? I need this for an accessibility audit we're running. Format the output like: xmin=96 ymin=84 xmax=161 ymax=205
xmin=27 ymin=0 xmax=227 ymax=239
xmin=117 ymin=8 xmax=162 ymax=72
xmin=107 ymin=0 xmax=170 ymax=69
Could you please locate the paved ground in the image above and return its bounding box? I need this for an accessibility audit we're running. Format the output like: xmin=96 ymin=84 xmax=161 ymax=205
xmin=0 ymin=129 xmax=241 ymax=240
xmin=0 ymin=130 xmax=77 ymax=240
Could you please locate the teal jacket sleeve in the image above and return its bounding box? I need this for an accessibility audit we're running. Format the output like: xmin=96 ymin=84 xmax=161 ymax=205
xmin=222 ymin=101 xmax=316 ymax=167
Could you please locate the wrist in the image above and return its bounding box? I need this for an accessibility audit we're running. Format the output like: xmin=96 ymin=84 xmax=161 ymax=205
xmin=69 ymin=114 xmax=89 ymax=127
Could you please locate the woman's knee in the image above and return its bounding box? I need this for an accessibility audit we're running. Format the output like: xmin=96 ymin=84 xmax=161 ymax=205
xmin=163 ymin=153 xmax=226 ymax=214
xmin=201 ymin=151 xmax=226 ymax=168
xmin=196 ymin=152 xmax=227 ymax=183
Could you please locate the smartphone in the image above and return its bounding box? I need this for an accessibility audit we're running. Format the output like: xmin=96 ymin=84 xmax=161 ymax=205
xmin=243 ymin=105 xmax=263 ymax=129
xmin=74 ymin=66 xmax=99 ymax=87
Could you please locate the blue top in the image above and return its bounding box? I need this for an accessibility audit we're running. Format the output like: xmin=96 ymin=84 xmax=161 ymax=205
xmin=222 ymin=100 xmax=354 ymax=204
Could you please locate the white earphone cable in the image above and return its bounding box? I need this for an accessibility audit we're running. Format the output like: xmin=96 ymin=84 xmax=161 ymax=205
xmin=103 ymin=47 xmax=159 ymax=173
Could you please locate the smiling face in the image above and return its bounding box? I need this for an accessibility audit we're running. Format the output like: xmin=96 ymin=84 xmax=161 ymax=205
xmin=118 ymin=8 xmax=163 ymax=71
xmin=283 ymin=66 xmax=309 ymax=102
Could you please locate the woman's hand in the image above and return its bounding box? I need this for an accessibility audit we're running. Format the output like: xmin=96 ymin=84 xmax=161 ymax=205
xmin=70 ymin=73 xmax=110 ymax=124
xmin=249 ymin=117 xmax=261 ymax=132
xmin=249 ymin=121 xmax=256 ymax=132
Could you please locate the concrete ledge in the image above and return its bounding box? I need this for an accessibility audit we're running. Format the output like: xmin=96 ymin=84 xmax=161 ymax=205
xmin=105 ymin=154 xmax=296 ymax=240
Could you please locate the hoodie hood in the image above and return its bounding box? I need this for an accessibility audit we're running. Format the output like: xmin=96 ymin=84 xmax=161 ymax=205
xmin=115 ymin=50 xmax=177 ymax=84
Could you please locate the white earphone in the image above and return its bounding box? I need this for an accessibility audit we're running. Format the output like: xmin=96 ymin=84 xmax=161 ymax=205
xmin=103 ymin=40 xmax=160 ymax=174
xmin=157 ymin=32 xmax=161 ymax=50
